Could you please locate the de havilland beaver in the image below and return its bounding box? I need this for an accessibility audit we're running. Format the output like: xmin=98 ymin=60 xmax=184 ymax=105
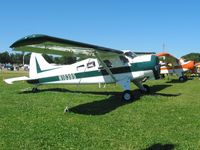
xmin=5 ymin=34 xmax=160 ymax=102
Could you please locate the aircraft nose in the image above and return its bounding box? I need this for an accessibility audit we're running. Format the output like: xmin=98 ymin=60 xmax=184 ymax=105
xmin=182 ymin=61 xmax=195 ymax=71
xmin=151 ymin=55 xmax=160 ymax=79
xmin=189 ymin=61 xmax=195 ymax=72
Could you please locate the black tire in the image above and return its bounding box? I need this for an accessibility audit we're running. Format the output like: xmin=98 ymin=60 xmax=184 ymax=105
xmin=140 ymin=84 xmax=150 ymax=94
xmin=121 ymin=90 xmax=133 ymax=102
xmin=179 ymin=76 xmax=185 ymax=82
xmin=32 ymin=87 xmax=38 ymax=93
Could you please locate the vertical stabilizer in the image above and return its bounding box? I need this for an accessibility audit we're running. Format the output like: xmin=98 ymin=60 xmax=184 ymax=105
xmin=29 ymin=53 xmax=55 ymax=78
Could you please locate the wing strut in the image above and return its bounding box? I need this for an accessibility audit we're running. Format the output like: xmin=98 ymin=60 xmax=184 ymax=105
xmin=94 ymin=52 xmax=117 ymax=82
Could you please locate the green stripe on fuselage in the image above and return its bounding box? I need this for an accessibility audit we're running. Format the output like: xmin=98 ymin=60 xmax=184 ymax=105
xmin=35 ymin=57 xmax=156 ymax=84
xmin=39 ymin=76 xmax=60 ymax=83
xmin=131 ymin=61 xmax=154 ymax=71
xmin=36 ymin=58 xmax=60 ymax=73
xmin=130 ymin=55 xmax=157 ymax=71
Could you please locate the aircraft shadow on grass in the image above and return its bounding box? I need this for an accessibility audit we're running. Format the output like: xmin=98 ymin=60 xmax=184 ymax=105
xmin=144 ymin=143 xmax=176 ymax=150
xmin=19 ymin=84 xmax=181 ymax=115
xmin=166 ymin=79 xmax=187 ymax=83
xmin=165 ymin=77 xmax=193 ymax=83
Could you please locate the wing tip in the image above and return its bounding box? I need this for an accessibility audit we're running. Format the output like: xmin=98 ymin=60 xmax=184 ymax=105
xmin=10 ymin=34 xmax=48 ymax=48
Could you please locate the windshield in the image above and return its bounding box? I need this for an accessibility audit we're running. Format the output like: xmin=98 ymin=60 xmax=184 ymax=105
xmin=124 ymin=51 xmax=136 ymax=59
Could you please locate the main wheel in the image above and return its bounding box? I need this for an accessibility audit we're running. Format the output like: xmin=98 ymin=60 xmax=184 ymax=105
xmin=179 ymin=76 xmax=186 ymax=82
xmin=122 ymin=90 xmax=133 ymax=102
xmin=140 ymin=84 xmax=150 ymax=94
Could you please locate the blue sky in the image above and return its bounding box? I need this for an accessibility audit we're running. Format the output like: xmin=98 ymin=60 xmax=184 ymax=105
xmin=0 ymin=0 xmax=200 ymax=57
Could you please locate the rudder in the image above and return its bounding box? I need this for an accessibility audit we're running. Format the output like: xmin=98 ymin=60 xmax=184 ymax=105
xmin=29 ymin=53 xmax=55 ymax=78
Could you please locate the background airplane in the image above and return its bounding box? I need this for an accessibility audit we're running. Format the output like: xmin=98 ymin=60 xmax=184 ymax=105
xmin=4 ymin=34 xmax=160 ymax=102
xmin=195 ymin=62 xmax=200 ymax=77
xmin=156 ymin=52 xmax=195 ymax=81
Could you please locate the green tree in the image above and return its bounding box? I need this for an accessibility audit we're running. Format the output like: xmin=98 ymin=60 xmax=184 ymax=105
xmin=10 ymin=53 xmax=23 ymax=64
xmin=0 ymin=51 xmax=10 ymax=64
xmin=24 ymin=53 xmax=31 ymax=64
xmin=182 ymin=53 xmax=200 ymax=62
xmin=42 ymin=54 xmax=54 ymax=63
xmin=59 ymin=56 xmax=76 ymax=64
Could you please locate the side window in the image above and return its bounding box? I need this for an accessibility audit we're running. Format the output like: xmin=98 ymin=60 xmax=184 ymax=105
xmin=119 ymin=56 xmax=128 ymax=64
xmin=103 ymin=60 xmax=112 ymax=68
xmin=77 ymin=64 xmax=85 ymax=71
xmin=87 ymin=61 xmax=95 ymax=68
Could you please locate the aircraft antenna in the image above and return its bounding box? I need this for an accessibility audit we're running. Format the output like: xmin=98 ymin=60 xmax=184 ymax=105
xmin=162 ymin=43 xmax=165 ymax=52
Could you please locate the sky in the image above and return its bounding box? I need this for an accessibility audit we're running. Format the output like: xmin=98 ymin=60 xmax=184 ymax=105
xmin=0 ymin=0 xmax=200 ymax=58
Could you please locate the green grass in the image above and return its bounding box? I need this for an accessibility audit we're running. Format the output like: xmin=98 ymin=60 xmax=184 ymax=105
xmin=1 ymin=71 xmax=200 ymax=149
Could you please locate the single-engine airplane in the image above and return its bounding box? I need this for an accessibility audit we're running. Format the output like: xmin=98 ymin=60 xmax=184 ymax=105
xmin=4 ymin=34 xmax=160 ymax=101
xmin=156 ymin=52 xmax=195 ymax=81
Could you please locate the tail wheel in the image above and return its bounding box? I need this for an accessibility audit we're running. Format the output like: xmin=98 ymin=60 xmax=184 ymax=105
xmin=122 ymin=90 xmax=133 ymax=102
xmin=32 ymin=87 xmax=38 ymax=93
xmin=140 ymin=84 xmax=150 ymax=94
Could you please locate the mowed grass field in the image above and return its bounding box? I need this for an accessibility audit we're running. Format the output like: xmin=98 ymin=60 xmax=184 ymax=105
xmin=1 ymin=71 xmax=200 ymax=150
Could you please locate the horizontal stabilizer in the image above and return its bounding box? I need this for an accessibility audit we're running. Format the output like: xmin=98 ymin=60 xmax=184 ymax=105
xmin=4 ymin=76 xmax=30 ymax=84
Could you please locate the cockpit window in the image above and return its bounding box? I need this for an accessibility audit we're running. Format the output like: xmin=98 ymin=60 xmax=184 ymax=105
xmin=87 ymin=61 xmax=95 ymax=68
xmin=124 ymin=51 xmax=137 ymax=59
xmin=103 ymin=60 xmax=112 ymax=68
xmin=119 ymin=56 xmax=128 ymax=64
xmin=77 ymin=64 xmax=85 ymax=71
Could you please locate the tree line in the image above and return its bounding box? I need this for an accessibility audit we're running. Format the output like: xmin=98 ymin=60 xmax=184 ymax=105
xmin=182 ymin=53 xmax=200 ymax=62
xmin=0 ymin=51 xmax=78 ymax=65
xmin=1 ymin=51 xmax=199 ymax=65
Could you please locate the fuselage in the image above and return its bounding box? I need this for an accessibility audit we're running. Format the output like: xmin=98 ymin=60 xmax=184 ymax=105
xmin=27 ymin=55 xmax=160 ymax=85
xmin=160 ymin=60 xmax=195 ymax=76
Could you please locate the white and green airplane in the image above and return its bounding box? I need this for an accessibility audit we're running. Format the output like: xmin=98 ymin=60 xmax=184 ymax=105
xmin=4 ymin=34 xmax=160 ymax=101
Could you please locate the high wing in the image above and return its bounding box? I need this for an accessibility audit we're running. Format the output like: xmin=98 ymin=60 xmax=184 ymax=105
xmin=10 ymin=34 xmax=128 ymax=82
xmin=134 ymin=52 xmax=156 ymax=55
xmin=10 ymin=34 xmax=124 ymax=59
xmin=156 ymin=52 xmax=179 ymax=66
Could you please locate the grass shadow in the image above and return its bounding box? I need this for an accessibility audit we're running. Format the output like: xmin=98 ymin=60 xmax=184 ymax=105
xmin=68 ymin=84 xmax=181 ymax=115
xmin=166 ymin=79 xmax=187 ymax=83
xmin=69 ymin=94 xmax=130 ymax=115
xmin=19 ymin=84 xmax=181 ymax=115
xmin=144 ymin=143 xmax=176 ymax=150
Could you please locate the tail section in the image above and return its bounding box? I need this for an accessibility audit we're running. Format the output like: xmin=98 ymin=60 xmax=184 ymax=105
xmin=4 ymin=53 xmax=58 ymax=84
xmin=29 ymin=53 xmax=57 ymax=78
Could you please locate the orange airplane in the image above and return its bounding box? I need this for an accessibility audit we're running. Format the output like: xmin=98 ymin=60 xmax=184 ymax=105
xmin=156 ymin=52 xmax=195 ymax=81
xmin=195 ymin=63 xmax=200 ymax=75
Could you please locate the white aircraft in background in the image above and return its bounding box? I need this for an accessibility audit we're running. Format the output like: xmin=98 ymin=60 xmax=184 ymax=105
xmin=157 ymin=52 xmax=195 ymax=81
xmin=4 ymin=34 xmax=160 ymax=102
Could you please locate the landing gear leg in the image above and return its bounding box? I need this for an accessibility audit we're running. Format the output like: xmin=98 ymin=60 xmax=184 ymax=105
xmin=140 ymin=84 xmax=150 ymax=94
xmin=64 ymin=106 xmax=69 ymax=113
xmin=117 ymin=78 xmax=134 ymax=102
xmin=133 ymin=80 xmax=150 ymax=94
